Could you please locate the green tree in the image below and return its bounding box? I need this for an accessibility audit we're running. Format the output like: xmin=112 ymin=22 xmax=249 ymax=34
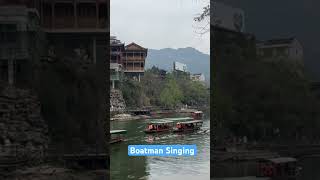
xmin=160 ymin=75 xmax=183 ymax=108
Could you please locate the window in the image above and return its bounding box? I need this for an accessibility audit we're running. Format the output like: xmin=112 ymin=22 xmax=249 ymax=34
xmin=141 ymin=63 xmax=144 ymax=68
xmin=78 ymin=3 xmax=96 ymax=17
xmin=55 ymin=4 xmax=73 ymax=17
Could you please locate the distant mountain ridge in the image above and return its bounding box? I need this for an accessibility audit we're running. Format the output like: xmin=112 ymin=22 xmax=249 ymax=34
xmin=146 ymin=47 xmax=210 ymax=82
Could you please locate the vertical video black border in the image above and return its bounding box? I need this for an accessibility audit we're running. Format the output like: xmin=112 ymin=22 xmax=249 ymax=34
xmin=106 ymin=0 xmax=111 ymax=177
xmin=210 ymin=0 xmax=214 ymax=178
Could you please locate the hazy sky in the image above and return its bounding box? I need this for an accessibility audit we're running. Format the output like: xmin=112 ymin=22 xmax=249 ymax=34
xmin=111 ymin=0 xmax=210 ymax=55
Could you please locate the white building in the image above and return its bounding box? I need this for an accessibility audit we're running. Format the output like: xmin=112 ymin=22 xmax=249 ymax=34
xmin=190 ymin=73 xmax=205 ymax=82
xmin=256 ymin=37 xmax=304 ymax=62
xmin=173 ymin=61 xmax=188 ymax=72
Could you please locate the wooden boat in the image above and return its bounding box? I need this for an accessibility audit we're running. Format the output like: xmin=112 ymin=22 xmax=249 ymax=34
xmin=191 ymin=111 xmax=203 ymax=119
xmin=110 ymin=130 xmax=127 ymax=144
xmin=257 ymin=157 xmax=301 ymax=180
xmin=173 ymin=120 xmax=203 ymax=133
xmin=144 ymin=120 xmax=174 ymax=134
xmin=162 ymin=117 xmax=193 ymax=122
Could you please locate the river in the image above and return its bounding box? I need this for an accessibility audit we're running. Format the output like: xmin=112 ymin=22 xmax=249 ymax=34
xmin=110 ymin=115 xmax=210 ymax=180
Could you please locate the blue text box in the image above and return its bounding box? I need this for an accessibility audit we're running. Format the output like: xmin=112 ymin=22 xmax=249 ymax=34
xmin=128 ymin=145 xmax=197 ymax=156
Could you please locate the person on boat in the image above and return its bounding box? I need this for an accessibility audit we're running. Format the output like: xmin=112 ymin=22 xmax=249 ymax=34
xmin=191 ymin=123 xmax=194 ymax=129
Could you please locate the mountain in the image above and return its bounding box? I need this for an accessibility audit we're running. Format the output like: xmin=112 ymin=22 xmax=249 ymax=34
xmin=218 ymin=0 xmax=320 ymax=81
xmin=146 ymin=47 xmax=210 ymax=82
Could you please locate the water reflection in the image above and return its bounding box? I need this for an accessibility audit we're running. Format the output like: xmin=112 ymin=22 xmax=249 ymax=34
xmin=110 ymin=117 xmax=210 ymax=180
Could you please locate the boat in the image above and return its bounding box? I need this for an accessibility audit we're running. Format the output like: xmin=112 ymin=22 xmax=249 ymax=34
xmin=162 ymin=117 xmax=193 ymax=121
xmin=173 ymin=120 xmax=203 ymax=133
xmin=191 ymin=111 xmax=203 ymax=119
xmin=110 ymin=130 xmax=127 ymax=144
xmin=144 ymin=120 xmax=174 ymax=134
xmin=257 ymin=157 xmax=301 ymax=180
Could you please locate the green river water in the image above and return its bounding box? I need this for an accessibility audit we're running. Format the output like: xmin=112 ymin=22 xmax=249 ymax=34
xmin=110 ymin=116 xmax=210 ymax=180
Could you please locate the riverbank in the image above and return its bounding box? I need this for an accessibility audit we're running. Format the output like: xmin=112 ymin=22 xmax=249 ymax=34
xmin=111 ymin=107 xmax=207 ymax=121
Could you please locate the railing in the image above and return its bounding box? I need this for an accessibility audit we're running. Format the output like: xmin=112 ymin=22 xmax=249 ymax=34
xmin=125 ymin=56 xmax=145 ymax=61
xmin=124 ymin=68 xmax=144 ymax=72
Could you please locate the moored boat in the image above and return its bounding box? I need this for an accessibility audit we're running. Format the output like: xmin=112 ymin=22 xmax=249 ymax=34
xmin=144 ymin=120 xmax=174 ymax=134
xmin=257 ymin=157 xmax=301 ymax=179
xmin=162 ymin=117 xmax=193 ymax=122
xmin=191 ymin=111 xmax=203 ymax=119
xmin=110 ymin=130 xmax=127 ymax=144
xmin=173 ymin=120 xmax=203 ymax=133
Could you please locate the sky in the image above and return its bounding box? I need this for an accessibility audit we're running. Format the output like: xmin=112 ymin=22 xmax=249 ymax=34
xmin=110 ymin=0 xmax=210 ymax=55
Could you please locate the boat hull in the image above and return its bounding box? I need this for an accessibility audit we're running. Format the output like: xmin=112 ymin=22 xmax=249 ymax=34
xmin=110 ymin=139 xmax=124 ymax=144
xmin=173 ymin=127 xmax=200 ymax=133
xmin=144 ymin=129 xmax=171 ymax=134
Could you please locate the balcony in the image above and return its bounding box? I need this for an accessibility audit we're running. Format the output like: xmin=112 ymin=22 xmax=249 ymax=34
xmin=78 ymin=17 xmax=96 ymax=28
xmin=55 ymin=17 xmax=74 ymax=28
xmin=124 ymin=67 xmax=144 ymax=73
xmin=124 ymin=56 xmax=145 ymax=61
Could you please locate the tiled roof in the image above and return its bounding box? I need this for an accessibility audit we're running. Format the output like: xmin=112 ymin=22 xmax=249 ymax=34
xmin=257 ymin=38 xmax=295 ymax=46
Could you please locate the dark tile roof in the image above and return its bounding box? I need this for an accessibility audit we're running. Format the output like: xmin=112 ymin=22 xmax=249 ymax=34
xmin=257 ymin=37 xmax=295 ymax=46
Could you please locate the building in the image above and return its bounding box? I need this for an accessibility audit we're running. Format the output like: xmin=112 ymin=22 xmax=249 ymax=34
xmin=0 ymin=0 xmax=109 ymax=86
xmin=39 ymin=0 xmax=108 ymax=64
xmin=123 ymin=42 xmax=147 ymax=81
xmin=212 ymin=2 xmax=245 ymax=33
xmin=190 ymin=73 xmax=205 ymax=82
xmin=109 ymin=37 xmax=148 ymax=86
xmin=0 ymin=6 xmax=41 ymax=87
xmin=110 ymin=36 xmax=124 ymax=89
xmin=173 ymin=61 xmax=188 ymax=72
xmin=256 ymin=38 xmax=304 ymax=62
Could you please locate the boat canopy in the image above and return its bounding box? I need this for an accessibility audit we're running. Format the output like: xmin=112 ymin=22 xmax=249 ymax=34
xmin=110 ymin=130 xmax=127 ymax=134
xmin=149 ymin=120 xmax=174 ymax=124
xmin=177 ymin=120 xmax=203 ymax=124
xmin=163 ymin=117 xmax=193 ymax=121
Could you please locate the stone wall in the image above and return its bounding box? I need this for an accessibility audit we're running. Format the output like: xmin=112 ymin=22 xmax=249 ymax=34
xmin=110 ymin=89 xmax=126 ymax=112
xmin=0 ymin=86 xmax=49 ymax=154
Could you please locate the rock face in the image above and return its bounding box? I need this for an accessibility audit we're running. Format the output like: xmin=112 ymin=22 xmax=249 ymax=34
xmin=0 ymin=86 xmax=49 ymax=155
xmin=110 ymin=89 xmax=126 ymax=112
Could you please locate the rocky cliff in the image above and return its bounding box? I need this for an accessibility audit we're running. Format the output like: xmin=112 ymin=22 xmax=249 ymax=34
xmin=110 ymin=89 xmax=126 ymax=112
xmin=0 ymin=85 xmax=49 ymax=156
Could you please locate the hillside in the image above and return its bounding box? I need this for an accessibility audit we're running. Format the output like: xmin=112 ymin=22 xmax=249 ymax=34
xmin=146 ymin=47 xmax=210 ymax=83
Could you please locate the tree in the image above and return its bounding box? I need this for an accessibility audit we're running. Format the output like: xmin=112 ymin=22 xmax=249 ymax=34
xmin=160 ymin=75 xmax=183 ymax=108
xmin=194 ymin=0 xmax=210 ymax=34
